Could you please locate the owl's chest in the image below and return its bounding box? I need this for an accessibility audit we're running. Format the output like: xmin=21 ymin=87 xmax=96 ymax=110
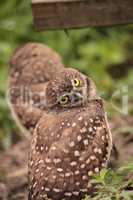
xmin=32 ymin=107 xmax=109 ymax=171
xmin=30 ymin=106 xmax=111 ymax=200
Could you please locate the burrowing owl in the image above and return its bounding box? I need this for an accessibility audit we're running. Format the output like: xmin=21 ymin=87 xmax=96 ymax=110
xmin=9 ymin=43 xmax=112 ymax=200
xmin=9 ymin=42 xmax=64 ymax=131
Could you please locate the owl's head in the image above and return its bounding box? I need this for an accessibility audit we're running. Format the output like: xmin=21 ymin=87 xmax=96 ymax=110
xmin=45 ymin=68 xmax=97 ymax=109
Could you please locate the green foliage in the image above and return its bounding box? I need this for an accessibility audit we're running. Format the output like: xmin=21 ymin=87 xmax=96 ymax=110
xmin=83 ymin=164 xmax=133 ymax=200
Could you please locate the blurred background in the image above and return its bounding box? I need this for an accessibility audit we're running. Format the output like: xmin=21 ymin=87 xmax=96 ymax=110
xmin=0 ymin=0 xmax=133 ymax=151
xmin=0 ymin=1 xmax=133 ymax=199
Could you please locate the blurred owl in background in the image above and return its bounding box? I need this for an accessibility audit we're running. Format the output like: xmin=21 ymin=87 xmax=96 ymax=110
xmin=9 ymin=43 xmax=112 ymax=200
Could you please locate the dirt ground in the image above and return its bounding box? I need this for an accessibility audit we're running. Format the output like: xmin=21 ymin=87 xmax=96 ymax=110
xmin=0 ymin=116 xmax=133 ymax=200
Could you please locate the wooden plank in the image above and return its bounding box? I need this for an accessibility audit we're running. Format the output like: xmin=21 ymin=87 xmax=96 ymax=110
xmin=31 ymin=0 xmax=133 ymax=30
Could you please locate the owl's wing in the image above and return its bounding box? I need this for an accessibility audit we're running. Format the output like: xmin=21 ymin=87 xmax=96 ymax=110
xmin=9 ymin=43 xmax=64 ymax=133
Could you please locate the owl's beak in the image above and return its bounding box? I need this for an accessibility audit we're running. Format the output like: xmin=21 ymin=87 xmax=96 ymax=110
xmin=72 ymin=92 xmax=84 ymax=103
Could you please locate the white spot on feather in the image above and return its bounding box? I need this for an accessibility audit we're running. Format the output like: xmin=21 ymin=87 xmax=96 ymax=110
xmin=74 ymin=150 xmax=80 ymax=157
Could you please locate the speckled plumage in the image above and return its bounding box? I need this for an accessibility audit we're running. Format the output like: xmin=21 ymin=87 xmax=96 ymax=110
xmin=9 ymin=43 xmax=64 ymax=131
xmin=29 ymin=99 xmax=112 ymax=200
xmin=9 ymin=43 xmax=112 ymax=200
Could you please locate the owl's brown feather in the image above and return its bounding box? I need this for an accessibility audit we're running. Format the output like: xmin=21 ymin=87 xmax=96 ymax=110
xmin=9 ymin=43 xmax=64 ymax=131
xmin=29 ymin=99 xmax=112 ymax=200
xmin=9 ymin=43 xmax=112 ymax=200
xmin=10 ymin=42 xmax=64 ymax=85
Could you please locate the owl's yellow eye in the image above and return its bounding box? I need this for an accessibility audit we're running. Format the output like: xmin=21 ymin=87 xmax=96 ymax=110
xmin=73 ymin=78 xmax=80 ymax=87
xmin=60 ymin=95 xmax=69 ymax=105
